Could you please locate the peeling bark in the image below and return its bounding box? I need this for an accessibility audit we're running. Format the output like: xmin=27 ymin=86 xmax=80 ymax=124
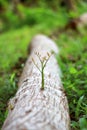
xmin=2 ymin=35 xmax=70 ymax=130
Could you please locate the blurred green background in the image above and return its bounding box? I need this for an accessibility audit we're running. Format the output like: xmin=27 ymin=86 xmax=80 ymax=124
xmin=0 ymin=0 xmax=87 ymax=129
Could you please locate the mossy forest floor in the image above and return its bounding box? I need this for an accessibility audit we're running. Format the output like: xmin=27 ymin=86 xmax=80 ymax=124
xmin=0 ymin=4 xmax=87 ymax=130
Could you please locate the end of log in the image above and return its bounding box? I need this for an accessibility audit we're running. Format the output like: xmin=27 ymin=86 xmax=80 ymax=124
xmin=78 ymin=13 xmax=87 ymax=27
xmin=65 ymin=13 xmax=87 ymax=32
xmin=28 ymin=34 xmax=59 ymax=54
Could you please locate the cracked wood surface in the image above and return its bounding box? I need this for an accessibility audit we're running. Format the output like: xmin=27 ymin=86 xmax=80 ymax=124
xmin=2 ymin=35 xmax=70 ymax=130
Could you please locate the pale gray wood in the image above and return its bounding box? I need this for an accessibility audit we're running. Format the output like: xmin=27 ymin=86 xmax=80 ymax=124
xmin=79 ymin=13 xmax=87 ymax=27
xmin=2 ymin=35 xmax=70 ymax=130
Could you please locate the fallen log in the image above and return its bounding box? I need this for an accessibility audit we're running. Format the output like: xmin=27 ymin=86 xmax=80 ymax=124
xmin=78 ymin=13 xmax=87 ymax=27
xmin=2 ymin=35 xmax=70 ymax=130
xmin=64 ymin=13 xmax=87 ymax=32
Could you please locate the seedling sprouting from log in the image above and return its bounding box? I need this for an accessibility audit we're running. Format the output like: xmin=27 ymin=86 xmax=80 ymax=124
xmin=32 ymin=52 xmax=53 ymax=90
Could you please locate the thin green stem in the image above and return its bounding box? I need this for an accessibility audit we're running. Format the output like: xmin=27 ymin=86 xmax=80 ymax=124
xmin=41 ymin=66 xmax=44 ymax=90
xmin=32 ymin=52 xmax=52 ymax=90
xmin=32 ymin=58 xmax=41 ymax=72
xmin=43 ymin=56 xmax=51 ymax=69
xmin=36 ymin=53 xmax=43 ymax=64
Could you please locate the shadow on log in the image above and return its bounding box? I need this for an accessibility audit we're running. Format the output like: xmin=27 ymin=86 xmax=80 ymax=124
xmin=2 ymin=35 xmax=70 ymax=130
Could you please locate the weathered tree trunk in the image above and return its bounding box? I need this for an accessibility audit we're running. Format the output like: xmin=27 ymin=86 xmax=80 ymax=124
xmin=64 ymin=0 xmax=75 ymax=11
xmin=2 ymin=35 xmax=70 ymax=130
xmin=11 ymin=0 xmax=23 ymax=18
xmin=11 ymin=0 xmax=20 ymax=13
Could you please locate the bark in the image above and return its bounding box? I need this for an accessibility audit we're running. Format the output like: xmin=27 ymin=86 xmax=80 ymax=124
xmin=2 ymin=35 xmax=70 ymax=130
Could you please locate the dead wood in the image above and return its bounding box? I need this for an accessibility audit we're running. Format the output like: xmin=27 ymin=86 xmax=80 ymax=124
xmin=2 ymin=35 xmax=70 ymax=130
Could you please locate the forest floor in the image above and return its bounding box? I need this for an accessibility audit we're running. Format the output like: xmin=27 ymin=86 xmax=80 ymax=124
xmin=0 ymin=6 xmax=87 ymax=130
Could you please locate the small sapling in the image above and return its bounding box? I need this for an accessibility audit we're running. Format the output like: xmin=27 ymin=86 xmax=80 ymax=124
xmin=32 ymin=52 xmax=53 ymax=90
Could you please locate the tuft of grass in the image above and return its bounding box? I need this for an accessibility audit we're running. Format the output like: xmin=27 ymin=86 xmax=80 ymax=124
xmin=56 ymin=32 xmax=87 ymax=130
xmin=0 ymin=73 xmax=17 ymax=127
xmin=0 ymin=26 xmax=31 ymax=128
